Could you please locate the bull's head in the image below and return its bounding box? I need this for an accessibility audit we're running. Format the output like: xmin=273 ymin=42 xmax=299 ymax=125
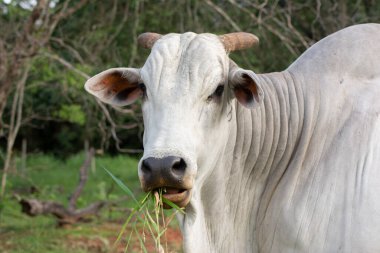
xmin=85 ymin=32 xmax=263 ymax=208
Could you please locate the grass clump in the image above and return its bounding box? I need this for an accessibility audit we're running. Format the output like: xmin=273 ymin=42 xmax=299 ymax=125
xmin=104 ymin=168 xmax=184 ymax=253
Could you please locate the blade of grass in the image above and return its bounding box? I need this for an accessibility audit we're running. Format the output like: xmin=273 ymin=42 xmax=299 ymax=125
xmin=155 ymin=190 xmax=162 ymax=250
xmin=165 ymin=210 xmax=179 ymax=226
xmin=124 ymin=229 xmax=134 ymax=253
xmin=157 ymin=227 xmax=168 ymax=238
xmin=112 ymin=196 xmax=149 ymax=247
xmin=103 ymin=167 xmax=139 ymax=205
xmin=133 ymin=225 xmax=148 ymax=253
xmin=143 ymin=209 xmax=159 ymax=233
xmin=140 ymin=191 xmax=151 ymax=205
xmin=162 ymin=198 xmax=185 ymax=214
xmin=113 ymin=208 xmax=137 ymax=247
xmin=161 ymin=194 xmax=169 ymax=252
xmin=142 ymin=210 xmax=157 ymax=246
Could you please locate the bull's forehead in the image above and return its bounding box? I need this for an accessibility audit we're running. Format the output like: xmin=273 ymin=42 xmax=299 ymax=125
xmin=140 ymin=32 xmax=228 ymax=97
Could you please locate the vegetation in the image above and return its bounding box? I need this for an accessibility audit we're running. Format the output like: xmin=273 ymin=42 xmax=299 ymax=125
xmin=105 ymin=168 xmax=184 ymax=252
xmin=0 ymin=152 xmax=183 ymax=252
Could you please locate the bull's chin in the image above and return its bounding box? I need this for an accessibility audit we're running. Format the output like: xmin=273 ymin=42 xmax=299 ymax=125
xmin=155 ymin=187 xmax=192 ymax=209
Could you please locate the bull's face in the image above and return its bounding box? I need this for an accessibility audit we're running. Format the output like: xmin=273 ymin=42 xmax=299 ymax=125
xmin=85 ymin=32 xmax=263 ymax=208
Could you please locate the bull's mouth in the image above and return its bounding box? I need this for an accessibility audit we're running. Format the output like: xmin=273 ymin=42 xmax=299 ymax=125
xmin=154 ymin=187 xmax=192 ymax=209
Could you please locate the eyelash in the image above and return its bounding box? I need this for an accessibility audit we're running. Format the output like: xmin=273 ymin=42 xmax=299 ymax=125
xmin=207 ymin=84 xmax=224 ymax=102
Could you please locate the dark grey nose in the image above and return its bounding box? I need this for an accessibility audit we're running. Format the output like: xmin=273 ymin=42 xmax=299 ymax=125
xmin=141 ymin=156 xmax=187 ymax=191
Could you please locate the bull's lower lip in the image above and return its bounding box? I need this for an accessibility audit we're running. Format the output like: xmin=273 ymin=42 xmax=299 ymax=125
xmin=155 ymin=187 xmax=191 ymax=209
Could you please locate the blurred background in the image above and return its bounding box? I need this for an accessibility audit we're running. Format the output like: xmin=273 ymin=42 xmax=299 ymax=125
xmin=0 ymin=0 xmax=380 ymax=252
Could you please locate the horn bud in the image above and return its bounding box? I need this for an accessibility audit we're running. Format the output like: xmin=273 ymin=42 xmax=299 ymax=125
xmin=219 ymin=32 xmax=259 ymax=52
xmin=138 ymin=32 xmax=163 ymax=49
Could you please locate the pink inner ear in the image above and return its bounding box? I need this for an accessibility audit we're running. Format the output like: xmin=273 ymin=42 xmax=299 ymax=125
xmin=234 ymin=74 xmax=260 ymax=107
xmin=89 ymin=71 xmax=132 ymax=92
xmin=241 ymin=74 xmax=259 ymax=97
xmin=104 ymin=72 xmax=134 ymax=94
xmin=234 ymin=86 xmax=253 ymax=105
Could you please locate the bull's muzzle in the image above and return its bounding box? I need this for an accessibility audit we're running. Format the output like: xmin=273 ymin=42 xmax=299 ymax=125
xmin=140 ymin=156 xmax=192 ymax=208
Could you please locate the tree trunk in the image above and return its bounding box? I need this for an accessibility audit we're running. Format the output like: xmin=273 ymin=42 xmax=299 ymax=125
xmin=0 ymin=145 xmax=13 ymax=197
xmin=21 ymin=138 xmax=27 ymax=173
xmin=0 ymin=82 xmax=12 ymax=132
xmin=68 ymin=148 xmax=94 ymax=211
xmin=0 ymin=65 xmax=29 ymax=199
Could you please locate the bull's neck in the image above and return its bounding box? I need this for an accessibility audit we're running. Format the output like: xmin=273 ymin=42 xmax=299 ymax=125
xmin=181 ymin=70 xmax=305 ymax=253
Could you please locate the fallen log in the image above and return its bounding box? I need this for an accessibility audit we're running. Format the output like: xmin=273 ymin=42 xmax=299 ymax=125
xmin=19 ymin=198 xmax=106 ymax=226
xmin=19 ymin=148 xmax=107 ymax=227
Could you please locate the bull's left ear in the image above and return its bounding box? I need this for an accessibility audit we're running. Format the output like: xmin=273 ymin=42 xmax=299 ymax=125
xmin=84 ymin=68 xmax=142 ymax=106
xmin=229 ymin=67 xmax=264 ymax=109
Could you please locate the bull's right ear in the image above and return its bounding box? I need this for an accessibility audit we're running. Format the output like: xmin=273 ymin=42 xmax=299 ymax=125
xmin=84 ymin=68 xmax=143 ymax=106
xmin=229 ymin=66 xmax=264 ymax=109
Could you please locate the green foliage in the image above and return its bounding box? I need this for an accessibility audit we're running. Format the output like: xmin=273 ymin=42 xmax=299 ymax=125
xmin=55 ymin=104 xmax=85 ymax=126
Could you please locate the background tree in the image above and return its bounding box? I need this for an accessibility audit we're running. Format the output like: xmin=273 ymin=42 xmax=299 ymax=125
xmin=1 ymin=0 xmax=380 ymax=196
xmin=0 ymin=0 xmax=89 ymax=197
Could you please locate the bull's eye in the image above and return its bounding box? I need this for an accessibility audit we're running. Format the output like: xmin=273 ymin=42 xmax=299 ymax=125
xmin=139 ymin=83 xmax=147 ymax=98
xmin=207 ymin=84 xmax=224 ymax=102
xmin=214 ymin=85 xmax=224 ymax=97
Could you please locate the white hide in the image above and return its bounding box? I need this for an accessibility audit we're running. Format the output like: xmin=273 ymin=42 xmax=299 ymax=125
xmin=85 ymin=24 xmax=380 ymax=253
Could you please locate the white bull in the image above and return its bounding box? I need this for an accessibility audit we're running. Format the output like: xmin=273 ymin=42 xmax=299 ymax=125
xmin=85 ymin=24 xmax=380 ymax=252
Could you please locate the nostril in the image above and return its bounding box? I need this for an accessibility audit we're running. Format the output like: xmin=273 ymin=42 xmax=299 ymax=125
xmin=142 ymin=159 xmax=152 ymax=174
xmin=172 ymin=158 xmax=186 ymax=174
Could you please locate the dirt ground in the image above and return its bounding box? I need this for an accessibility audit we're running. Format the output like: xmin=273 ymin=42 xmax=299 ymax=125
xmin=65 ymin=222 xmax=183 ymax=253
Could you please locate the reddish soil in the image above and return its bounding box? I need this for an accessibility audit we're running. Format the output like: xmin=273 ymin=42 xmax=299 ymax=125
xmin=65 ymin=221 xmax=183 ymax=253
xmin=0 ymin=221 xmax=182 ymax=253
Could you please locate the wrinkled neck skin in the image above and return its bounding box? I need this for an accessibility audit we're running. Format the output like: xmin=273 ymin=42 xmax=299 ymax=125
xmin=178 ymin=70 xmax=305 ymax=253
